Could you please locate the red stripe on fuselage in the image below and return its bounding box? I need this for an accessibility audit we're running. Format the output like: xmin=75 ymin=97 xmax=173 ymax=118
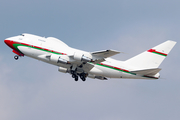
xmin=100 ymin=63 xmax=130 ymax=73
xmin=4 ymin=40 xmax=16 ymax=50
xmin=4 ymin=40 xmax=24 ymax=56
xmin=13 ymin=49 xmax=24 ymax=56
xmin=4 ymin=40 xmax=67 ymax=55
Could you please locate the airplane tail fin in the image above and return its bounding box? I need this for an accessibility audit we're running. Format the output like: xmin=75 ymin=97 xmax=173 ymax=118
xmin=124 ymin=40 xmax=176 ymax=70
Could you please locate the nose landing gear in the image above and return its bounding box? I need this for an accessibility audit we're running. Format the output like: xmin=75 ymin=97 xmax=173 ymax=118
xmin=14 ymin=55 xmax=19 ymax=60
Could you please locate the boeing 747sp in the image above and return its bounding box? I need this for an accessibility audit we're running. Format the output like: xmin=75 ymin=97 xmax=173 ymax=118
xmin=4 ymin=34 xmax=176 ymax=81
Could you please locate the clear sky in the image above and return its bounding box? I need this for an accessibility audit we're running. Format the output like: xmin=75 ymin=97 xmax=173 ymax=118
xmin=0 ymin=0 xmax=180 ymax=120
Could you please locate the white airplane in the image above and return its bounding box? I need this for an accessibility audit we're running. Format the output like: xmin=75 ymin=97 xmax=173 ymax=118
xmin=4 ymin=33 xmax=176 ymax=81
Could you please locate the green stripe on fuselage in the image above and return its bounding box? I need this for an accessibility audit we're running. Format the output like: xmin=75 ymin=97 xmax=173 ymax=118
xmin=96 ymin=63 xmax=136 ymax=75
xmin=13 ymin=44 xmax=63 ymax=55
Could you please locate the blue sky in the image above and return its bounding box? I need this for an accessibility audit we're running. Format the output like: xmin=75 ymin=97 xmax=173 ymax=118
xmin=0 ymin=0 xmax=180 ymax=120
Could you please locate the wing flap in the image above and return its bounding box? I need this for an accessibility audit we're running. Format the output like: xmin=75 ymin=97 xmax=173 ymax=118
xmin=130 ymin=68 xmax=161 ymax=75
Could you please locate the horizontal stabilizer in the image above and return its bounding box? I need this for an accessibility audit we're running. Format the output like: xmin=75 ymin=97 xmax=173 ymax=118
xmin=92 ymin=49 xmax=120 ymax=58
xmin=130 ymin=68 xmax=161 ymax=75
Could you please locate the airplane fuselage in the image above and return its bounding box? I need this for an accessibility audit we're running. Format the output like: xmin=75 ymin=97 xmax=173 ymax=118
xmin=5 ymin=33 xmax=175 ymax=81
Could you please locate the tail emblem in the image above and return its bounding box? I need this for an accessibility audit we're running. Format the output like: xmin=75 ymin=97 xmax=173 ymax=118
xmin=147 ymin=49 xmax=167 ymax=57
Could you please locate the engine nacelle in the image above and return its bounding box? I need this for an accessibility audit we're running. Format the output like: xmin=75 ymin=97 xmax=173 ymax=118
xmin=88 ymin=74 xmax=107 ymax=80
xmin=81 ymin=55 xmax=92 ymax=62
xmin=50 ymin=54 xmax=70 ymax=64
xmin=58 ymin=67 xmax=68 ymax=73
xmin=74 ymin=52 xmax=92 ymax=62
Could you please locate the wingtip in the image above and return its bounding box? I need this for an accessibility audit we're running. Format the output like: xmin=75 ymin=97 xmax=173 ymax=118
xmin=167 ymin=40 xmax=177 ymax=44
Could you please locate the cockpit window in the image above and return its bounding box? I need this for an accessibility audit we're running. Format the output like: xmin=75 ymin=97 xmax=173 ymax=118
xmin=20 ymin=34 xmax=24 ymax=36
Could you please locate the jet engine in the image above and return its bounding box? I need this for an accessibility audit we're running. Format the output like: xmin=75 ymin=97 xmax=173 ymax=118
xmin=58 ymin=67 xmax=68 ymax=73
xmin=74 ymin=52 xmax=92 ymax=62
xmin=50 ymin=54 xmax=70 ymax=64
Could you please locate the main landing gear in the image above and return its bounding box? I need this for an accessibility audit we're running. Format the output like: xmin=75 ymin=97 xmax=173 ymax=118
xmin=72 ymin=73 xmax=78 ymax=81
xmin=14 ymin=55 xmax=19 ymax=60
xmin=79 ymin=73 xmax=86 ymax=81
xmin=71 ymin=71 xmax=87 ymax=81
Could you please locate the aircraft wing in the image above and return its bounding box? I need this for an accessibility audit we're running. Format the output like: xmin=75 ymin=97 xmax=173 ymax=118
xmin=92 ymin=50 xmax=120 ymax=58
xmin=82 ymin=62 xmax=94 ymax=72
xmin=90 ymin=50 xmax=120 ymax=64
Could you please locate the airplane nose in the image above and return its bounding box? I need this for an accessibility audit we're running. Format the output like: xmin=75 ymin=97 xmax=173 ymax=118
xmin=4 ymin=38 xmax=24 ymax=56
xmin=4 ymin=39 xmax=14 ymax=49
xmin=4 ymin=39 xmax=8 ymax=45
xmin=4 ymin=39 xmax=9 ymax=46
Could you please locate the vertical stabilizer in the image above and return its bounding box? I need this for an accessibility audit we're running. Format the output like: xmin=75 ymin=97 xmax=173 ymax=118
xmin=124 ymin=40 xmax=176 ymax=70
